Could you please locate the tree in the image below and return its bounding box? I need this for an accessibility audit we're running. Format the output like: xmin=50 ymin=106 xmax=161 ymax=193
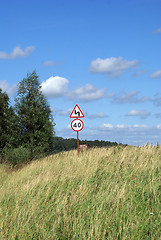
xmin=0 ymin=89 xmax=9 ymax=161
xmin=0 ymin=89 xmax=20 ymax=162
xmin=15 ymin=70 xmax=55 ymax=159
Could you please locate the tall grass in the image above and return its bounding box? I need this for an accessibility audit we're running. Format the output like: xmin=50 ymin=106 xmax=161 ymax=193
xmin=0 ymin=145 xmax=161 ymax=239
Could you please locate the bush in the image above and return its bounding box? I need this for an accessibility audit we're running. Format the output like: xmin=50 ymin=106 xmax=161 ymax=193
xmin=5 ymin=146 xmax=31 ymax=166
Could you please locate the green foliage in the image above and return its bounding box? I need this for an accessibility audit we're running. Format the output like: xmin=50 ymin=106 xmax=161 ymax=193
xmin=0 ymin=89 xmax=9 ymax=152
xmin=0 ymin=89 xmax=20 ymax=162
xmin=4 ymin=146 xmax=31 ymax=166
xmin=15 ymin=70 xmax=55 ymax=159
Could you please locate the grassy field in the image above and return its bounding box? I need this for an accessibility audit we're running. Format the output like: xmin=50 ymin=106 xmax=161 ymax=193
xmin=0 ymin=145 xmax=161 ymax=240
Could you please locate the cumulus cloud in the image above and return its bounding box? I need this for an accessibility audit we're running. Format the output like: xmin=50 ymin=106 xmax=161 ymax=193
xmin=41 ymin=76 xmax=69 ymax=98
xmin=90 ymin=57 xmax=138 ymax=77
xmin=126 ymin=110 xmax=151 ymax=119
xmin=0 ymin=45 xmax=35 ymax=59
xmin=68 ymin=84 xmax=106 ymax=102
xmin=0 ymin=80 xmax=17 ymax=95
xmin=40 ymin=76 xmax=106 ymax=102
xmin=112 ymin=90 xmax=150 ymax=104
xmin=150 ymin=70 xmax=161 ymax=79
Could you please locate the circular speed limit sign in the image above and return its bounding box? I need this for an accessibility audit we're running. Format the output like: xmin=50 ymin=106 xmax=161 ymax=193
xmin=71 ymin=119 xmax=84 ymax=132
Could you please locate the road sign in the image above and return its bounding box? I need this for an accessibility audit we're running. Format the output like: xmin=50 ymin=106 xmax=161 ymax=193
xmin=71 ymin=119 xmax=84 ymax=132
xmin=70 ymin=104 xmax=85 ymax=118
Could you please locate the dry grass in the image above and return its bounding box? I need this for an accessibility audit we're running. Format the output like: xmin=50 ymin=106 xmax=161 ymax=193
xmin=0 ymin=145 xmax=161 ymax=239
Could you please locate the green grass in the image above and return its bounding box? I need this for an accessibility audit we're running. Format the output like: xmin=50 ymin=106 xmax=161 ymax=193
xmin=0 ymin=145 xmax=161 ymax=239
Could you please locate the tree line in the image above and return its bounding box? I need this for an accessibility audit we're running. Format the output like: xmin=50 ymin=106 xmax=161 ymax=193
xmin=53 ymin=137 xmax=122 ymax=153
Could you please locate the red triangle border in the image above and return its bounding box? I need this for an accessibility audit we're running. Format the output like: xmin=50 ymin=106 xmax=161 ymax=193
xmin=70 ymin=104 xmax=85 ymax=118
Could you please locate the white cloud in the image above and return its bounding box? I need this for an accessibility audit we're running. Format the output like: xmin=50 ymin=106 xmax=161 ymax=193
xmin=90 ymin=57 xmax=138 ymax=77
xmin=102 ymin=123 xmax=114 ymax=130
xmin=150 ymin=70 xmax=161 ymax=79
xmin=0 ymin=80 xmax=17 ymax=95
xmin=100 ymin=123 xmax=130 ymax=130
xmin=126 ymin=110 xmax=151 ymax=119
xmin=133 ymin=124 xmax=149 ymax=129
xmin=41 ymin=76 xmax=69 ymax=98
xmin=116 ymin=124 xmax=127 ymax=129
xmin=41 ymin=76 xmax=105 ymax=102
xmin=0 ymin=45 xmax=35 ymax=59
xmin=112 ymin=90 xmax=150 ymax=104
xmin=68 ymin=84 xmax=106 ymax=102
xmin=94 ymin=123 xmax=160 ymax=145
xmin=99 ymin=123 xmax=151 ymax=132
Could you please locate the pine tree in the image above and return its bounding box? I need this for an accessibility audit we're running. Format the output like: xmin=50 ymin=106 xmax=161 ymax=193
xmin=15 ymin=70 xmax=55 ymax=159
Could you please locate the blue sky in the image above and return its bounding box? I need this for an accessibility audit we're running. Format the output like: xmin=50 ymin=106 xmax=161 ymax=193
xmin=0 ymin=0 xmax=161 ymax=145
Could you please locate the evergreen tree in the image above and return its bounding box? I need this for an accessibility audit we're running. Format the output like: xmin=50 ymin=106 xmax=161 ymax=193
xmin=0 ymin=89 xmax=19 ymax=162
xmin=15 ymin=70 xmax=55 ymax=159
xmin=0 ymin=89 xmax=9 ymax=161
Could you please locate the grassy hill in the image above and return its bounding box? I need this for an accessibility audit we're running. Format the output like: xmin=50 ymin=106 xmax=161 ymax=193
xmin=0 ymin=145 xmax=161 ymax=240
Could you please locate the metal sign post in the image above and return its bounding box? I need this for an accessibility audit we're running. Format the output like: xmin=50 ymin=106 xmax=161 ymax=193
xmin=70 ymin=104 xmax=85 ymax=157
xmin=77 ymin=131 xmax=80 ymax=156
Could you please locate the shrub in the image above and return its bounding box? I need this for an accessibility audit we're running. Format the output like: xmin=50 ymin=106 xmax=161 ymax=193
xmin=5 ymin=146 xmax=31 ymax=166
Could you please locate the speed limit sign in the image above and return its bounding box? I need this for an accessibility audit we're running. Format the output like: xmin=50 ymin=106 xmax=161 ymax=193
xmin=71 ymin=119 xmax=84 ymax=132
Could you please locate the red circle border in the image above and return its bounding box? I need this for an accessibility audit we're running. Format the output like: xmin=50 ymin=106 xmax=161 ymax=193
xmin=71 ymin=119 xmax=84 ymax=132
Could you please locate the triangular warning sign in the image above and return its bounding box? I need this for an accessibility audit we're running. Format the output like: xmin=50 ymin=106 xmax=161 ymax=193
xmin=70 ymin=104 xmax=85 ymax=118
